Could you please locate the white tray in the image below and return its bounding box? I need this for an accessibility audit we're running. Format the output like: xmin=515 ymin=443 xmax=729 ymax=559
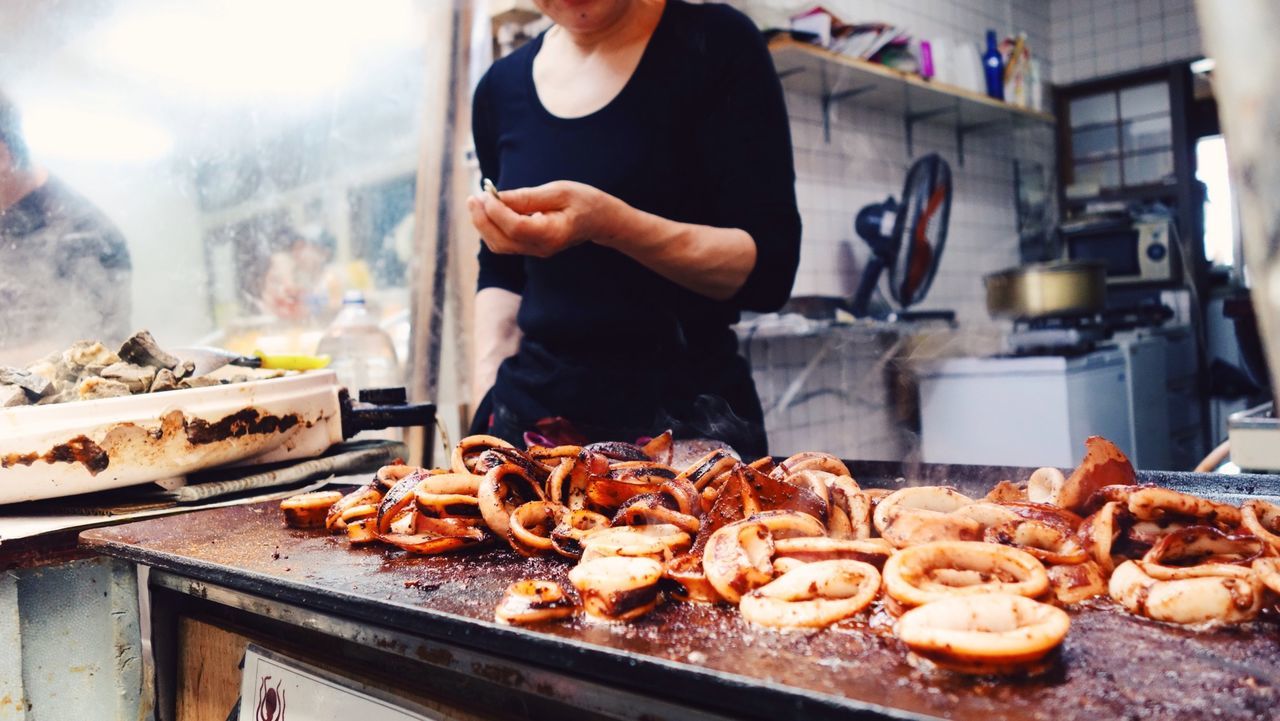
xmin=0 ymin=371 xmax=345 ymax=505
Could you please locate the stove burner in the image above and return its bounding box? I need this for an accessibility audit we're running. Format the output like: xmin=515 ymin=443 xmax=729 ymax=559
xmin=1008 ymin=304 xmax=1174 ymax=356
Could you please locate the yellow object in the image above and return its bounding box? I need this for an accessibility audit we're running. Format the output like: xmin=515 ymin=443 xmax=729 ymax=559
xmin=254 ymin=350 xmax=331 ymax=371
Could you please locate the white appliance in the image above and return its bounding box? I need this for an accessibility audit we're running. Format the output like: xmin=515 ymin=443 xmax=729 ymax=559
xmin=918 ymin=348 xmax=1132 ymax=468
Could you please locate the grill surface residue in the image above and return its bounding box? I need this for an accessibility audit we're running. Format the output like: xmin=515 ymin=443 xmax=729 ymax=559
xmin=2 ymin=435 xmax=109 ymax=474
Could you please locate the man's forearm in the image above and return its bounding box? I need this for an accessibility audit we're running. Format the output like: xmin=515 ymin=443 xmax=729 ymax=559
xmin=473 ymin=287 xmax=522 ymax=409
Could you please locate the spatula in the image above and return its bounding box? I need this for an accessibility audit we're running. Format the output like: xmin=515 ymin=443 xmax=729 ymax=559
xmin=171 ymin=347 xmax=330 ymax=378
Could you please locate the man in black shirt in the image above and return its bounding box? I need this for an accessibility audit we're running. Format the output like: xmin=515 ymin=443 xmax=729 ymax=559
xmin=466 ymin=0 xmax=800 ymax=456
xmin=0 ymin=93 xmax=132 ymax=364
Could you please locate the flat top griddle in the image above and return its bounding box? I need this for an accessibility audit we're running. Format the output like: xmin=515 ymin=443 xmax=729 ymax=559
xmin=80 ymin=464 xmax=1280 ymax=721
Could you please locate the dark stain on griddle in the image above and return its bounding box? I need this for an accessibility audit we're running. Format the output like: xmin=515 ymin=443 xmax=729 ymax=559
xmin=184 ymin=408 xmax=301 ymax=445
xmin=3 ymin=435 xmax=110 ymax=475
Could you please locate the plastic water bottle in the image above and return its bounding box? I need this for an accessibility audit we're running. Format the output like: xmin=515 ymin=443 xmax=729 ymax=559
xmin=315 ymin=291 xmax=402 ymax=395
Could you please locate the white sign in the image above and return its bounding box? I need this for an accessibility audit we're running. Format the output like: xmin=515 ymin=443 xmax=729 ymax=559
xmin=239 ymin=645 xmax=438 ymax=721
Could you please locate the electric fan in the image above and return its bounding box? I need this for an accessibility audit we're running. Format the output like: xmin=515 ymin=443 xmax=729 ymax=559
xmin=849 ymin=153 xmax=953 ymax=319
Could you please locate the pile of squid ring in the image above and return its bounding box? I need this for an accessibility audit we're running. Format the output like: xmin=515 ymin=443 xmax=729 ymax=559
xmin=280 ymin=433 xmax=1280 ymax=676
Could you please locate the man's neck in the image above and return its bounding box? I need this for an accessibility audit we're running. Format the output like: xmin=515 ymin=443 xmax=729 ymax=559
xmin=0 ymin=168 xmax=46 ymax=212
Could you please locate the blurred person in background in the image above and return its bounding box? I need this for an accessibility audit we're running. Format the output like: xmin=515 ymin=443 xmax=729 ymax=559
xmin=0 ymin=92 xmax=132 ymax=364
xmin=261 ymin=224 xmax=357 ymax=324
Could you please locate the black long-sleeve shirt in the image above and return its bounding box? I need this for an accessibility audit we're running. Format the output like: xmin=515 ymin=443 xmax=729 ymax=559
xmin=473 ymin=0 xmax=800 ymax=440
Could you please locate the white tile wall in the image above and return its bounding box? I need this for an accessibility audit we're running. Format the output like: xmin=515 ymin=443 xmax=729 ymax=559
xmin=736 ymin=0 xmax=1057 ymax=326
xmin=1050 ymin=0 xmax=1203 ymax=84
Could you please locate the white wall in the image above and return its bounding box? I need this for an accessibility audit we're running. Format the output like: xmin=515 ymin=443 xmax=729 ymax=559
xmin=737 ymin=0 xmax=1055 ymax=326
xmin=1050 ymin=0 xmax=1203 ymax=84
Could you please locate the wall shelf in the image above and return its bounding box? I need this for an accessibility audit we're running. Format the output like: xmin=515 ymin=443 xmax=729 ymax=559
xmin=769 ymin=39 xmax=1055 ymax=164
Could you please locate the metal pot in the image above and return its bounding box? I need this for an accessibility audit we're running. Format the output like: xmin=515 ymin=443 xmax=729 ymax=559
xmin=984 ymin=261 xmax=1106 ymax=320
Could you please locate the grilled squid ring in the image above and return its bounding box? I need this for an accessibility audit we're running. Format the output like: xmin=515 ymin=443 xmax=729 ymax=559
xmin=380 ymin=529 xmax=487 ymax=555
xmin=677 ymin=449 xmax=739 ymax=492
xmin=825 ymin=475 xmax=871 ymax=540
xmin=984 ymin=480 xmax=1029 ymax=503
xmin=783 ymin=469 xmax=833 ymax=504
xmin=414 ymin=471 xmax=481 ymax=496
xmin=659 ymin=477 xmax=701 ymax=517
xmin=508 ymin=501 xmax=569 ymax=557
xmin=1127 ymin=519 xmax=1189 ymax=549
xmin=663 ymin=554 xmax=722 ymax=604
xmin=984 ymin=519 xmax=1088 ymax=565
xmin=495 ymin=579 xmax=577 ymax=625
xmin=1025 ymin=467 xmax=1067 ymax=506
xmin=1141 ymin=525 xmax=1262 ymax=567
xmin=478 ymin=463 xmax=546 ymax=538
xmin=339 ymin=503 xmax=379 ymax=525
xmin=895 ymin=594 xmax=1070 ymax=675
xmin=545 ymin=458 xmax=590 ymax=510
xmin=641 ymin=430 xmax=674 ymax=466
xmin=375 ymin=463 xmax=420 ymax=489
xmin=526 ymin=445 xmax=584 ymax=463
xmin=773 ymin=451 xmax=850 ymax=479
xmin=613 ymin=494 xmax=701 ymax=534
xmin=1079 ymin=501 xmax=1126 ymax=573
xmin=772 ymin=537 xmax=894 ymax=569
xmin=569 ymin=556 xmax=664 ymax=621
xmin=377 ymin=470 xmax=431 ymax=534
xmin=1046 ymin=561 xmax=1108 ymax=604
xmin=1109 ymin=560 xmax=1263 ymax=625
xmin=550 ymin=509 xmax=611 ymax=559
xmin=873 ymin=486 xmax=981 ymax=548
xmin=1242 ymin=500 xmax=1280 ymax=554
xmin=345 ymin=518 xmax=379 ymax=544
xmin=1127 ymin=487 xmax=1242 ymax=529
xmin=739 ymin=560 xmax=881 ymax=628
xmin=883 ymin=541 xmax=1049 ymax=607
xmin=414 ymin=514 xmax=487 ymax=538
xmin=415 ymin=491 xmax=481 ymax=519
xmin=451 ymin=434 xmax=515 ymax=475
xmin=702 ymin=519 xmax=776 ymax=604
xmin=1001 ymin=502 xmax=1085 ymax=535
xmin=281 ymin=490 xmax=343 ymax=529
xmin=579 ymin=524 xmax=691 ymax=563
xmin=583 ymin=440 xmax=650 ymax=462
xmin=326 ymin=484 xmax=384 ymax=531
xmin=951 ymin=501 xmax=1021 ymax=531
xmin=1252 ymin=557 xmax=1280 ymax=595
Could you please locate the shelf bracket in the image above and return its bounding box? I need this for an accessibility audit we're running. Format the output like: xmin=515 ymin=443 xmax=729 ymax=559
xmin=821 ymin=85 xmax=875 ymax=142
xmin=904 ymin=107 xmax=956 ymax=159
xmin=955 ymin=120 xmax=1002 ymax=167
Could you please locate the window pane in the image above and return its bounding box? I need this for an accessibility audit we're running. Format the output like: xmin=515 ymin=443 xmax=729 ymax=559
xmin=1120 ymin=82 xmax=1169 ymax=119
xmin=0 ymin=1 xmax=436 ymax=369
xmin=1072 ymin=125 xmax=1121 ymax=160
xmin=1073 ymin=158 xmax=1122 ymax=191
xmin=1123 ymin=116 xmax=1172 ymax=152
xmin=1123 ymin=151 xmax=1175 ymax=186
xmin=1070 ymin=92 xmax=1118 ymax=127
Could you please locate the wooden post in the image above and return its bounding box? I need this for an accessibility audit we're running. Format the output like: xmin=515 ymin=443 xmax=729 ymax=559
xmin=407 ymin=0 xmax=475 ymax=464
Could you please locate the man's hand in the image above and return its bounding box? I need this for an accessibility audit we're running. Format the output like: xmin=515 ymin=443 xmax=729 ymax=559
xmin=466 ymin=180 xmax=620 ymax=258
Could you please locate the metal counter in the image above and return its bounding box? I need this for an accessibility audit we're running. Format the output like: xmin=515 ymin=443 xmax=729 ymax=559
xmin=80 ymin=464 xmax=1280 ymax=721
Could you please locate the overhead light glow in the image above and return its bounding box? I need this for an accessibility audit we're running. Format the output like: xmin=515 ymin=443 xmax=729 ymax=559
xmin=88 ymin=0 xmax=419 ymax=105
xmin=22 ymin=101 xmax=174 ymax=163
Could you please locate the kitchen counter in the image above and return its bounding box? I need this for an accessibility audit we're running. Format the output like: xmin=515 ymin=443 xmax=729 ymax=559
xmin=80 ymin=464 xmax=1280 ymax=721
